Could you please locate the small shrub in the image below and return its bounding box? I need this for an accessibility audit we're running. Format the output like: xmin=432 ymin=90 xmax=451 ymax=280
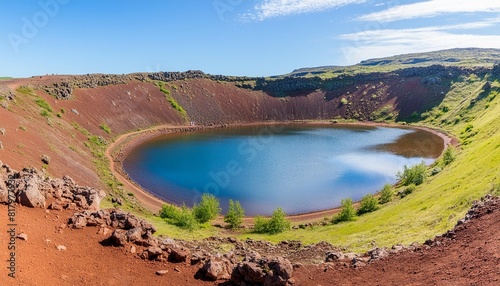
xmin=56 ymin=112 xmax=62 ymax=118
xmin=175 ymin=205 xmax=197 ymax=231
xmin=332 ymin=198 xmax=357 ymax=224
xmin=357 ymin=194 xmax=379 ymax=215
xmin=40 ymin=109 xmax=51 ymax=118
xmin=397 ymin=162 xmax=426 ymax=186
xmin=267 ymin=208 xmax=291 ymax=234
xmin=253 ymin=216 xmax=268 ymax=233
xmin=224 ymin=200 xmax=245 ymax=229
xmin=340 ymin=98 xmax=349 ymax=106
xmin=160 ymin=204 xmax=181 ymax=220
xmin=442 ymin=147 xmax=456 ymax=166
xmin=19 ymin=126 xmax=27 ymax=131
xmin=399 ymin=184 xmax=416 ymax=198
xmin=99 ymin=123 xmax=111 ymax=134
xmin=60 ymin=108 xmax=66 ymax=114
xmin=253 ymin=208 xmax=291 ymax=234
xmin=193 ymin=194 xmax=221 ymax=223
xmin=379 ymin=184 xmax=394 ymax=204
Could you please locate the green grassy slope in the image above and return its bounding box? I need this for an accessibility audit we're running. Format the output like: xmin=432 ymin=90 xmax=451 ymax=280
xmin=240 ymin=77 xmax=500 ymax=252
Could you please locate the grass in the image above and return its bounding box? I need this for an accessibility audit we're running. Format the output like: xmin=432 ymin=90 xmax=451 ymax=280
xmin=156 ymin=81 xmax=189 ymax=120
xmin=99 ymin=123 xmax=111 ymax=134
xmin=75 ymin=70 xmax=499 ymax=252
xmin=235 ymin=80 xmax=500 ymax=252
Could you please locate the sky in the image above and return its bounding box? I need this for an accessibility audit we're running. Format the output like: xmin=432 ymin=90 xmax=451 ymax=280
xmin=1 ymin=0 xmax=500 ymax=78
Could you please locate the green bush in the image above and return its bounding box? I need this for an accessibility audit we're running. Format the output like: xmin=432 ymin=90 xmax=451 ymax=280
xmin=253 ymin=208 xmax=291 ymax=234
xmin=193 ymin=194 xmax=221 ymax=223
xmin=175 ymin=205 xmax=197 ymax=231
xmin=253 ymin=216 xmax=268 ymax=233
xmin=332 ymin=198 xmax=357 ymax=224
xmin=159 ymin=204 xmax=181 ymax=220
xmin=442 ymin=147 xmax=456 ymax=166
xmin=399 ymin=184 xmax=416 ymax=198
xmin=397 ymin=162 xmax=427 ymax=186
xmin=357 ymin=194 xmax=379 ymax=215
xmin=224 ymin=200 xmax=245 ymax=229
xmin=379 ymin=184 xmax=394 ymax=204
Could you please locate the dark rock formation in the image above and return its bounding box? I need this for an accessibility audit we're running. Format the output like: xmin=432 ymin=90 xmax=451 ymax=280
xmin=0 ymin=164 xmax=105 ymax=210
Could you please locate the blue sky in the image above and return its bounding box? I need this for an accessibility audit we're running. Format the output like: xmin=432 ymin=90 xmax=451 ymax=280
xmin=1 ymin=0 xmax=500 ymax=78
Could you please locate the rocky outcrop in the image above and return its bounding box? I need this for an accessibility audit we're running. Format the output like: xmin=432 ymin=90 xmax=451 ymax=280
xmin=231 ymin=256 xmax=294 ymax=286
xmin=0 ymin=164 xmax=105 ymax=210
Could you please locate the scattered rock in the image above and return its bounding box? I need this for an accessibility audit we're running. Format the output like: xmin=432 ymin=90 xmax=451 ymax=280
xmin=0 ymin=128 xmax=5 ymax=135
xmin=56 ymin=245 xmax=67 ymax=251
xmin=0 ymin=141 xmax=3 ymax=150
xmin=156 ymin=270 xmax=168 ymax=276
xmin=325 ymin=251 xmax=343 ymax=262
xmin=169 ymin=245 xmax=190 ymax=263
xmin=41 ymin=154 xmax=50 ymax=165
xmin=202 ymin=256 xmax=234 ymax=281
xmin=110 ymin=229 xmax=128 ymax=246
xmin=129 ymin=245 xmax=136 ymax=254
xmin=71 ymin=109 xmax=79 ymax=115
xmin=17 ymin=233 xmax=28 ymax=241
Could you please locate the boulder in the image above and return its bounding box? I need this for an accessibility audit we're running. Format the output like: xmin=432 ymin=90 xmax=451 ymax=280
xmin=231 ymin=256 xmax=294 ymax=286
xmin=17 ymin=179 xmax=46 ymax=208
xmin=110 ymin=229 xmax=128 ymax=246
xmin=369 ymin=247 xmax=389 ymax=261
xmin=147 ymin=246 xmax=163 ymax=259
xmin=41 ymin=154 xmax=50 ymax=165
xmin=169 ymin=245 xmax=191 ymax=263
xmin=325 ymin=251 xmax=343 ymax=262
xmin=126 ymin=227 xmax=143 ymax=242
xmin=202 ymin=256 xmax=234 ymax=281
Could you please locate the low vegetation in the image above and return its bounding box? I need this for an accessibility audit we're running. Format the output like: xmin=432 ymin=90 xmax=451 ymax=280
xmin=332 ymin=198 xmax=357 ymax=224
xmin=99 ymin=123 xmax=111 ymax=134
xmin=357 ymin=194 xmax=379 ymax=215
xmin=397 ymin=162 xmax=427 ymax=186
xmin=193 ymin=194 xmax=221 ymax=224
xmin=156 ymin=81 xmax=188 ymax=120
xmin=224 ymin=200 xmax=245 ymax=229
xmin=254 ymin=208 xmax=291 ymax=234
xmin=379 ymin=184 xmax=394 ymax=204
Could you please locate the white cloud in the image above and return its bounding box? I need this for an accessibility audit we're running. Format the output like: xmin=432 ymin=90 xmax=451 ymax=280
xmin=339 ymin=25 xmax=500 ymax=64
xmin=242 ymin=0 xmax=365 ymax=21
xmin=358 ymin=0 xmax=500 ymax=22
xmin=338 ymin=18 xmax=500 ymax=64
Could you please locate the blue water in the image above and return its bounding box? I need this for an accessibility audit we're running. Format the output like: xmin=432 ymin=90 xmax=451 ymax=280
xmin=123 ymin=125 xmax=441 ymax=215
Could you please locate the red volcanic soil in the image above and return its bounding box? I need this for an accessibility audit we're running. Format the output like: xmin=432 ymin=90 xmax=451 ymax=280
xmin=0 ymin=197 xmax=498 ymax=285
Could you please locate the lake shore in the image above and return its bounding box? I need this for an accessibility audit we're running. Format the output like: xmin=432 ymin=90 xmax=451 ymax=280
xmin=106 ymin=120 xmax=455 ymax=225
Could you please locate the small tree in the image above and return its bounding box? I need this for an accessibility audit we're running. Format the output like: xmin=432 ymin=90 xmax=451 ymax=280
xmin=175 ymin=204 xmax=198 ymax=231
xmin=379 ymin=184 xmax=394 ymax=204
xmin=442 ymin=147 xmax=456 ymax=166
xmin=224 ymin=200 xmax=245 ymax=229
xmin=397 ymin=162 xmax=426 ymax=186
xmin=193 ymin=193 xmax=221 ymax=223
xmin=267 ymin=208 xmax=291 ymax=234
xmin=357 ymin=194 xmax=379 ymax=215
xmin=333 ymin=198 xmax=357 ymax=224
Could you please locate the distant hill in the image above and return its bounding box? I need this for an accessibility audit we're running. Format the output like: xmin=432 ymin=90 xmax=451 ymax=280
xmin=289 ymin=48 xmax=500 ymax=78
